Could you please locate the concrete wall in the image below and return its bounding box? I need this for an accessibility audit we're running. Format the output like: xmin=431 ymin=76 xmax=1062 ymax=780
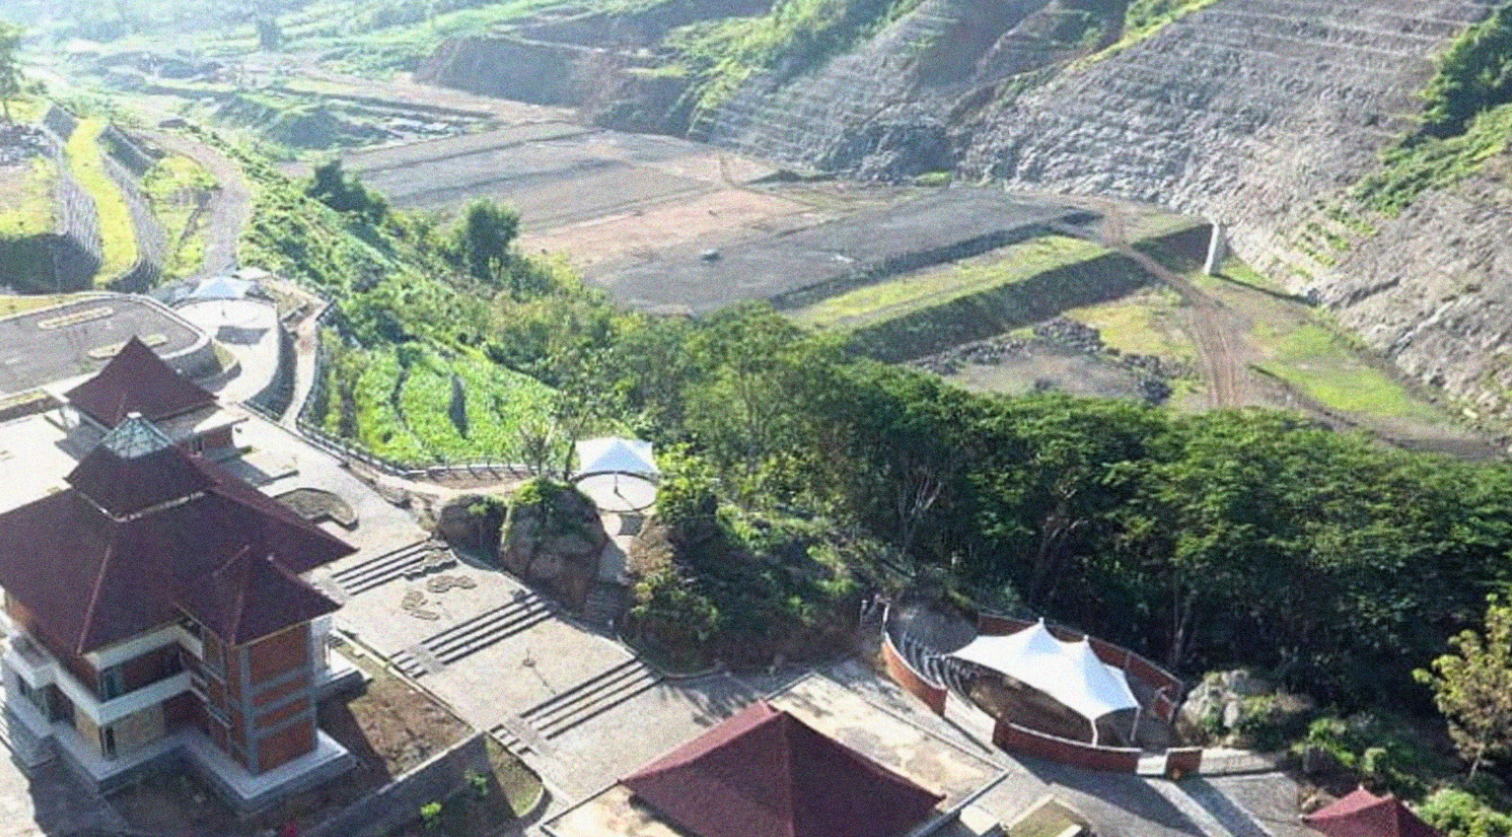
xmin=309 ymin=734 xmax=494 ymax=837
xmin=247 ymin=317 xmax=296 ymax=418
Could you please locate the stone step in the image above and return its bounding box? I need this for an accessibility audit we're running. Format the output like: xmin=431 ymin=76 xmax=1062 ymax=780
xmin=521 ymin=659 xmax=662 ymax=740
xmin=392 ymin=593 xmax=554 ymax=678
xmin=581 ymin=583 xmax=627 ymax=629
xmin=329 ymin=540 xmax=440 ymax=596
xmin=428 ymin=598 xmax=553 ymax=665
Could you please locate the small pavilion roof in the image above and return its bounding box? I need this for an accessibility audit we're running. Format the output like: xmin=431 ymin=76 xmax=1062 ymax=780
xmin=622 ymin=701 xmax=942 ymax=837
xmin=1302 ymin=788 xmax=1441 ymax=837
xmin=948 ymin=619 xmax=1139 ymax=724
xmin=64 ymin=336 xmax=216 ymax=428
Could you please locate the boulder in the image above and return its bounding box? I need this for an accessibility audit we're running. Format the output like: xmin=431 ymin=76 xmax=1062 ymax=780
xmin=500 ymin=481 xmax=608 ymax=612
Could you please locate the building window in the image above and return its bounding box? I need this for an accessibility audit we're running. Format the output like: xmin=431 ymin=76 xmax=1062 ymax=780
xmin=16 ymin=677 xmax=47 ymax=718
xmin=99 ymin=666 xmax=125 ymax=701
xmin=100 ymin=726 xmax=116 ymax=759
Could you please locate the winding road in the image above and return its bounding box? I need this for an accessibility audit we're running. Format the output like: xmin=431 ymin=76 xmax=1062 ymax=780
xmin=1050 ymin=210 xmax=1253 ymax=409
xmin=135 ymin=129 xmax=253 ymax=278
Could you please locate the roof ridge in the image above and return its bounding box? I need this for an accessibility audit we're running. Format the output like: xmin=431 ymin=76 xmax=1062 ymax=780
xmin=77 ymin=538 xmax=117 ymax=655
xmin=226 ymin=547 xmax=255 ymax=645
xmin=777 ymin=710 xmax=800 ymax=837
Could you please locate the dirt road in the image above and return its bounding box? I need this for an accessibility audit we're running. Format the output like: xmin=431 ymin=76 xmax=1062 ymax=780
xmin=136 ymin=129 xmax=253 ymax=277
xmin=1050 ymin=213 xmax=1252 ymax=409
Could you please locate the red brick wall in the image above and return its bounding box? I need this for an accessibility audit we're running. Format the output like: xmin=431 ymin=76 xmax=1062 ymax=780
xmin=881 ymin=637 xmax=946 ymax=715
xmin=1126 ymin=654 xmax=1182 ymax=696
xmin=258 ymin=697 xmax=309 ymax=731
xmin=1166 ymin=747 xmax=1203 ymax=777
xmin=198 ymin=426 xmax=234 ymax=450
xmin=163 ymin=692 xmax=197 ymax=731
xmin=977 ymin=614 xmax=1031 ymax=636
xmin=258 ymin=720 xmax=316 ymax=772
xmin=246 ymin=624 xmax=310 ymax=685
xmin=253 ymin=675 xmax=305 ymax=708
xmin=120 ymin=644 xmax=181 ymax=692
xmin=992 ymin=721 xmax=1140 ymax=772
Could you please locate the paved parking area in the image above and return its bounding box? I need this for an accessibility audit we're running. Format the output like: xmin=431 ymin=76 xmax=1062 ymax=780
xmin=0 ymin=294 xmax=204 ymax=395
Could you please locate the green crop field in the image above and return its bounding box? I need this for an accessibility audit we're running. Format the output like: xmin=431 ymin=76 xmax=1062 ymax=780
xmin=318 ymin=343 xmax=559 ymax=466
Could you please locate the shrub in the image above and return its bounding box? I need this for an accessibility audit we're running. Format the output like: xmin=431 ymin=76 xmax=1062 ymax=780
xmin=418 ymin=800 xmax=443 ymax=830
xmin=1417 ymin=788 xmax=1512 ymax=837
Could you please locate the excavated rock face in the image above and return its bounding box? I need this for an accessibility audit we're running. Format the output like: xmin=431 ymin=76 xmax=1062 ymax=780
xmin=704 ymin=0 xmax=1109 ymax=178
xmin=1322 ymin=173 xmax=1512 ymax=425
xmin=706 ymin=0 xmax=1512 ymax=421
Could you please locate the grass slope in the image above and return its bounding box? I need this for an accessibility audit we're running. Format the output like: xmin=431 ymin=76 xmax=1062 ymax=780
xmin=143 ymin=153 xmax=214 ymax=278
xmin=792 ymin=235 xmax=1109 ymax=330
xmin=0 ymin=156 xmax=55 ymax=238
xmin=65 ymin=118 xmax=138 ymax=284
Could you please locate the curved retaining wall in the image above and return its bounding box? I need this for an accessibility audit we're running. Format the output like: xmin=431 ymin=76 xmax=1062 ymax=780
xmin=992 ymin=722 xmax=1141 ymax=773
xmin=884 ymin=605 xmax=1190 ymax=773
xmin=881 ymin=631 xmax=947 ymax=715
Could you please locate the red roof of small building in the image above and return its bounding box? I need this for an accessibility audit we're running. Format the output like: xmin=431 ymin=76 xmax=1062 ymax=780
xmin=621 ymin=701 xmax=944 ymax=837
xmin=64 ymin=336 xmax=216 ymax=428
xmin=1303 ymin=788 xmax=1442 ymax=837
xmin=0 ymin=441 xmax=353 ymax=654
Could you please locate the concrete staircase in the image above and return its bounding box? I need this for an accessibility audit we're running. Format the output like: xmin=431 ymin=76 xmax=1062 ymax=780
xmin=329 ymin=540 xmax=446 ymax=597
xmin=581 ymin=582 xmax=628 ymax=629
xmin=490 ymin=658 xmax=662 ymax=752
xmin=390 ymin=591 xmax=553 ymax=678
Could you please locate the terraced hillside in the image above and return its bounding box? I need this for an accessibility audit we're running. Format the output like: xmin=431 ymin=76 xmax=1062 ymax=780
xmin=689 ymin=0 xmax=1512 ymax=426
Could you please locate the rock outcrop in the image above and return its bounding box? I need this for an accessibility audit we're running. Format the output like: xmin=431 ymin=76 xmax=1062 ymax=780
xmin=499 ymin=481 xmax=608 ymax=612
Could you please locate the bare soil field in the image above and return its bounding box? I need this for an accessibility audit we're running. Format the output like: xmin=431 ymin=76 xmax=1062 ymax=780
xmin=591 ymin=188 xmax=1084 ymax=314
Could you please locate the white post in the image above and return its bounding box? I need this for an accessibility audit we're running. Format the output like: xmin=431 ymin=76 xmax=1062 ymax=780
xmin=1204 ymin=219 xmax=1226 ymax=276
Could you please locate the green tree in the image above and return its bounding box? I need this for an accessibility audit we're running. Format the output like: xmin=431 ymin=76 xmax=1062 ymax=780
xmin=1416 ymin=596 xmax=1512 ymax=779
xmin=0 ymin=24 xmax=23 ymax=124
xmin=452 ymin=199 xmax=519 ymax=288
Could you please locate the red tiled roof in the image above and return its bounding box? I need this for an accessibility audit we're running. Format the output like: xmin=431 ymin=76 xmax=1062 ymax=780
xmin=1303 ymin=788 xmax=1442 ymax=837
xmin=622 ymin=701 xmax=943 ymax=837
xmin=179 ymin=549 xmax=339 ymax=646
xmin=64 ymin=336 xmax=216 ymax=428
xmin=67 ymin=443 xmax=214 ymax=518
xmin=0 ymin=447 xmax=353 ymax=654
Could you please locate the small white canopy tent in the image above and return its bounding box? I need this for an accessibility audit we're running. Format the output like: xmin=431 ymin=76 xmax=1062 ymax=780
xmin=574 ymin=437 xmax=659 ymax=478
xmin=948 ymin=619 xmax=1140 ymax=744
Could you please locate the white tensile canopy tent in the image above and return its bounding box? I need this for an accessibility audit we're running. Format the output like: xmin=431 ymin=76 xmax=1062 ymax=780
xmin=574 ymin=437 xmax=659 ymax=478
xmin=948 ymin=619 xmax=1141 ymax=744
xmin=187 ymin=276 xmax=255 ymax=301
xmin=572 ymin=438 xmax=659 ymax=513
